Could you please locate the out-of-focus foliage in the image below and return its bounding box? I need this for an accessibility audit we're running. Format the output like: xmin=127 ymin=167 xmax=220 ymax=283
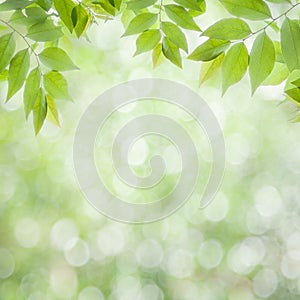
xmin=1 ymin=0 xmax=300 ymax=133
xmin=1 ymin=13 xmax=300 ymax=298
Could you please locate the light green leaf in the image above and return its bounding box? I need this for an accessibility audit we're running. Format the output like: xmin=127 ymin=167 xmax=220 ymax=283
xmin=23 ymin=67 xmax=41 ymax=118
xmin=281 ymin=18 xmax=300 ymax=72
xmin=33 ymin=88 xmax=47 ymax=135
xmin=162 ymin=22 xmax=188 ymax=53
xmin=39 ymin=47 xmax=78 ymax=71
xmin=173 ymin=0 xmax=206 ymax=12
xmin=135 ymin=29 xmax=161 ymax=56
xmin=266 ymin=0 xmax=290 ymax=3
xmin=0 ymin=0 xmax=32 ymax=11
xmin=152 ymin=43 xmax=165 ymax=68
xmin=6 ymin=49 xmax=30 ymax=101
xmin=164 ymin=4 xmax=201 ymax=31
xmin=199 ymin=53 xmax=225 ymax=86
xmin=188 ymin=39 xmax=230 ymax=61
xmin=262 ymin=62 xmax=289 ymax=86
xmin=72 ymin=5 xmax=91 ymax=38
xmin=123 ymin=13 xmax=158 ymax=36
xmin=162 ymin=37 xmax=182 ymax=68
xmin=27 ymin=20 xmax=63 ymax=42
xmin=46 ymin=94 xmax=60 ymax=127
xmin=54 ymin=0 xmax=76 ymax=32
xmin=127 ymin=0 xmax=157 ymax=10
xmin=222 ymin=43 xmax=248 ymax=94
xmin=249 ymin=32 xmax=275 ymax=94
xmin=37 ymin=0 xmax=53 ymax=11
xmin=220 ymin=0 xmax=272 ymax=20
xmin=0 ymin=33 xmax=15 ymax=73
xmin=203 ymin=18 xmax=252 ymax=40
xmin=44 ymin=71 xmax=71 ymax=100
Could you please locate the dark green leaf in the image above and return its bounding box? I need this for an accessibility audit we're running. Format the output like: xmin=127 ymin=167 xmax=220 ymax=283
xmin=54 ymin=0 xmax=76 ymax=32
xmin=36 ymin=0 xmax=53 ymax=11
xmin=25 ymin=7 xmax=48 ymax=23
xmin=71 ymin=5 xmax=91 ymax=38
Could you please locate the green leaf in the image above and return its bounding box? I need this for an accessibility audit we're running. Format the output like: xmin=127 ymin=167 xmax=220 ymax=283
xmin=134 ymin=29 xmax=161 ymax=56
xmin=162 ymin=22 xmax=188 ymax=53
xmin=6 ymin=49 xmax=30 ymax=101
xmin=249 ymin=32 xmax=275 ymax=94
xmin=23 ymin=67 xmax=41 ymax=118
xmin=199 ymin=53 xmax=225 ymax=86
xmin=71 ymin=5 xmax=91 ymax=38
xmin=25 ymin=7 xmax=48 ymax=23
xmin=126 ymin=0 xmax=157 ymax=10
xmin=188 ymin=39 xmax=230 ymax=61
xmin=152 ymin=43 xmax=165 ymax=68
xmin=222 ymin=42 xmax=248 ymax=94
xmin=54 ymin=0 xmax=76 ymax=32
xmin=27 ymin=20 xmax=63 ymax=42
xmin=281 ymin=18 xmax=300 ymax=72
xmin=284 ymin=70 xmax=300 ymax=105
xmin=39 ymin=47 xmax=78 ymax=71
xmin=0 ymin=69 xmax=8 ymax=81
xmin=162 ymin=37 xmax=182 ymax=68
xmin=202 ymin=18 xmax=252 ymax=40
xmin=44 ymin=71 xmax=71 ymax=100
xmin=266 ymin=0 xmax=290 ymax=3
xmin=0 ymin=33 xmax=15 ymax=73
xmin=164 ymin=4 xmax=201 ymax=31
xmin=46 ymin=94 xmax=60 ymax=127
xmin=262 ymin=62 xmax=289 ymax=86
xmin=33 ymin=88 xmax=47 ymax=135
xmin=173 ymin=0 xmax=206 ymax=12
xmin=36 ymin=0 xmax=53 ymax=11
xmin=0 ymin=0 xmax=32 ymax=11
xmin=220 ymin=0 xmax=272 ymax=20
xmin=123 ymin=13 xmax=158 ymax=36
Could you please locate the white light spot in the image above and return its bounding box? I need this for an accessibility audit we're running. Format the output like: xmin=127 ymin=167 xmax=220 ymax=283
xmin=165 ymin=249 xmax=195 ymax=278
xmin=204 ymin=192 xmax=229 ymax=222
xmin=0 ymin=248 xmax=14 ymax=279
xmin=64 ymin=238 xmax=90 ymax=267
xmin=253 ymin=269 xmax=278 ymax=298
xmin=50 ymin=219 xmax=79 ymax=251
xmin=136 ymin=239 xmax=163 ymax=269
xmin=78 ymin=286 xmax=104 ymax=300
xmin=15 ymin=218 xmax=40 ymax=248
xmin=254 ymin=185 xmax=282 ymax=217
xmin=198 ymin=240 xmax=224 ymax=269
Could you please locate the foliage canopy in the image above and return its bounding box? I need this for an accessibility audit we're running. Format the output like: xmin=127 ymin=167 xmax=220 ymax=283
xmin=0 ymin=0 xmax=300 ymax=133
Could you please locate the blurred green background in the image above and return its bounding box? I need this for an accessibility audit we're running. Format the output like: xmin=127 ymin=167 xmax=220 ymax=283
xmin=1 ymin=2 xmax=300 ymax=299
